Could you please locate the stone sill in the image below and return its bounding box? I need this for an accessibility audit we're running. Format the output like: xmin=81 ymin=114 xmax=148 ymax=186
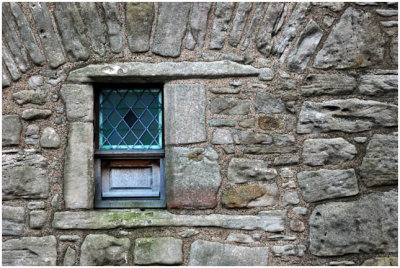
xmin=52 ymin=210 xmax=286 ymax=232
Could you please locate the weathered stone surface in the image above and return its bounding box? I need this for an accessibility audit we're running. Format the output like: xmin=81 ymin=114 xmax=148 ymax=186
xmin=272 ymin=245 xmax=306 ymax=257
xmin=314 ymin=7 xmax=386 ymax=69
xmin=228 ymin=2 xmax=252 ymax=47
xmin=153 ymin=3 xmax=190 ymax=57
xmin=280 ymin=167 xmax=295 ymax=178
xmin=29 ymin=210 xmax=47 ymax=229
xmin=282 ymin=191 xmax=299 ymax=206
xmin=25 ymin=124 xmax=39 ymax=145
xmin=67 ymin=61 xmax=261 ymax=82
xmin=60 ymin=235 xmax=80 ymax=242
xmin=189 ymin=240 xmax=268 ymax=266
xmin=28 ymin=75 xmax=44 ymax=87
xmin=329 ymin=260 xmax=356 ymax=266
xmin=3 ymin=206 xmax=25 ymax=235
xmin=293 ymin=206 xmax=307 ymax=216
xmin=301 ymin=74 xmax=356 ymax=96
xmin=273 ymin=3 xmax=310 ymax=58
xmin=241 ymin=3 xmax=265 ymax=51
xmin=210 ymin=87 xmax=240 ymax=94
xmin=362 ymin=257 xmax=398 ymax=266
xmin=238 ymin=117 xmax=255 ymax=128
xmin=22 ymin=109 xmax=52 ymax=120
xmin=13 ymin=88 xmax=47 ymax=105
xmin=290 ymin=218 xmax=305 ymax=232
xmin=209 ymin=118 xmax=236 ymax=127
xmin=247 ymin=183 xmax=279 ymax=207
xmin=211 ymin=129 xmax=233 ymax=144
xmin=64 ymin=123 xmax=94 ymax=209
xmin=178 ymin=229 xmax=199 ymax=238
xmin=29 ymin=2 xmax=65 ymax=68
xmin=54 ymin=3 xmax=89 ymax=61
xmin=9 ymin=3 xmax=44 ymax=65
xmin=244 ymin=137 xmax=297 ymax=154
xmin=186 ymin=3 xmax=212 ymax=49
xmin=381 ymin=21 xmax=398 ymax=27
xmin=228 ymin=158 xmax=277 ymax=183
xmin=166 ymin=147 xmax=221 ymax=208
xmin=80 ymin=2 xmax=106 ymax=56
xmin=273 ymin=154 xmax=299 ymax=166
xmin=323 ymin=15 xmax=335 ymax=27
xmin=103 ymin=2 xmax=123 ymax=53
xmin=126 ymin=3 xmax=154 ymax=52
xmin=2 ymin=4 xmax=31 ymax=72
xmin=286 ymin=20 xmax=323 ymax=73
xmin=359 ymin=74 xmax=398 ymax=96
xmin=360 ymin=133 xmax=398 ymax=187
xmin=209 ymin=2 xmax=235 ymax=49
xmin=256 ymin=3 xmax=286 ymax=56
xmin=310 ymin=191 xmax=398 ymax=256
xmin=297 ymin=99 xmax=397 ymax=133
xmin=298 ymin=169 xmax=358 ymax=203
xmin=80 ymin=234 xmax=130 ymax=266
xmin=314 ymin=2 xmax=345 ymax=12
xmin=3 ymin=152 xmax=49 ymax=200
xmin=276 ymin=80 xmax=296 ymax=91
xmin=3 ymin=236 xmax=57 ymax=266
xmin=28 ymin=201 xmax=45 ymax=210
xmin=3 ymin=44 xmax=21 ymax=81
xmin=258 ymin=115 xmax=286 ymax=131
xmin=60 ymin=84 xmax=93 ymax=122
xmin=63 ymin=247 xmax=76 ymax=266
xmin=255 ymin=92 xmax=286 ymax=114
xmin=391 ymin=36 xmax=398 ymax=65
xmin=226 ymin=233 xmax=255 ymax=244
xmin=258 ymin=68 xmax=275 ymax=81
xmin=2 ymin=115 xmax=22 ymax=146
xmin=2 ymin=70 xmax=11 ymax=87
xmin=222 ymin=185 xmax=266 ymax=208
xmin=40 ymin=127 xmax=61 ymax=149
xmin=303 ymin=138 xmax=357 ymax=166
xmin=164 ymin=84 xmax=206 ymax=145
xmin=376 ymin=9 xmax=398 ymax=16
xmin=210 ymin=97 xmax=251 ymax=115
xmin=267 ymin=235 xmax=296 ymax=241
xmin=50 ymin=194 xmax=60 ymax=209
xmin=53 ymin=210 xmax=286 ymax=232
xmin=134 ymin=237 xmax=183 ymax=265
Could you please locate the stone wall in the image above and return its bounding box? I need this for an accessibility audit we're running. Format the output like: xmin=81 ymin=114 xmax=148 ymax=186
xmin=2 ymin=2 xmax=398 ymax=266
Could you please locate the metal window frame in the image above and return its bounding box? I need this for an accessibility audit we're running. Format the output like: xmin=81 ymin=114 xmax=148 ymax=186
xmin=94 ymin=84 xmax=166 ymax=208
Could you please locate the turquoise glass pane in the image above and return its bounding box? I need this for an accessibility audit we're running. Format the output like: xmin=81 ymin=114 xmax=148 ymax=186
xmin=99 ymin=88 xmax=162 ymax=150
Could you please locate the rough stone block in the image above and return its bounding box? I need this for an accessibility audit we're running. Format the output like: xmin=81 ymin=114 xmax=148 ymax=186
xmin=360 ymin=133 xmax=398 ymax=187
xmin=303 ymin=138 xmax=357 ymax=166
xmin=186 ymin=3 xmax=212 ymax=49
xmin=297 ymin=99 xmax=397 ymax=133
xmin=12 ymin=88 xmax=47 ymax=105
xmin=40 ymin=127 xmax=61 ymax=148
xmin=3 ymin=206 xmax=25 ymax=235
xmin=247 ymin=183 xmax=279 ymax=207
xmin=2 ymin=115 xmax=22 ymax=146
xmin=2 ymin=236 xmax=57 ymax=266
xmin=227 ymin=158 xmax=277 ymax=183
xmin=126 ymin=3 xmax=154 ymax=53
xmin=80 ymin=234 xmax=130 ymax=266
xmin=222 ymin=185 xmax=266 ymax=208
xmin=210 ymin=97 xmax=251 ymax=115
xmin=164 ymin=84 xmax=206 ymax=145
xmin=226 ymin=233 xmax=255 ymax=244
xmin=298 ymin=169 xmax=359 ymax=203
xmin=60 ymin=84 xmax=93 ymax=122
xmin=272 ymin=245 xmax=306 ymax=257
xmin=3 ymin=152 xmax=49 ymax=200
xmin=359 ymin=74 xmax=398 ymax=96
xmin=211 ymin=129 xmax=233 ymax=144
xmin=63 ymin=246 xmax=76 ymax=266
xmin=255 ymin=92 xmax=286 ymax=114
xmin=134 ymin=237 xmax=183 ymax=265
xmin=64 ymin=122 xmax=93 ymax=209
xmin=300 ymin=73 xmax=356 ymax=96
xmin=29 ymin=210 xmax=48 ymax=229
xmin=209 ymin=2 xmax=235 ymax=49
xmin=102 ymin=3 xmax=123 ymax=53
xmin=309 ymin=191 xmax=397 ymax=256
xmin=282 ymin=191 xmax=300 ymax=206
xmin=166 ymin=147 xmax=221 ymax=208
xmin=189 ymin=240 xmax=268 ymax=265
xmin=22 ymin=108 xmax=52 ymax=120
xmin=362 ymin=257 xmax=398 ymax=266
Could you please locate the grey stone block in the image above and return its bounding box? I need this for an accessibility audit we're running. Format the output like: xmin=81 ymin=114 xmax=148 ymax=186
xmin=27 ymin=201 xmax=45 ymax=210
xmin=186 ymin=3 xmax=212 ymax=49
xmin=359 ymin=74 xmax=398 ymax=96
xmin=209 ymin=2 xmax=235 ymax=49
xmin=2 ymin=115 xmax=21 ymax=146
xmin=164 ymin=84 xmax=206 ymax=145
xmin=360 ymin=133 xmax=398 ymax=187
xmin=12 ymin=88 xmax=47 ymax=105
xmin=3 ymin=152 xmax=49 ymax=200
xmin=29 ymin=210 xmax=48 ymax=229
xmin=255 ymin=92 xmax=286 ymax=114
xmin=134 ymin=237 xmax=183 ymax=265
xmin=298 ymin=169 xmax=359 ymax=203
xmin=210 ymin=97 xmax=251 ymax=115
xmin=226 ymin=233 xmax=255 ymax=244
xmin=228 ymin=158 xmax=277 ymax=183
xmin=241 ymin=3 xmax=265 ymax=51
xmin=79 ymin=3 xmax=106 ymax=56
xmin=211 ymin=129 xmax=233 ymax=144
xmin=209 ymin=118 xmax=236 ymax=127
xmin=282 ymin=191 xmax=300 ymax=206
xmin=166 ymin=147 xmax=221 ymax=208
xmin=189 ymin=240 xmax=268 ymax=265
xmin=309 ymin=191 xmax=397 ymax=256
xmin=301 ymin=73 xmax=356 ymax=96
xmin=102 ymin=3 xmax=123 ymax=53
xmin=2 ymin=206 xmax=25 ymax=235
xmin=22 ymin=109 xmax=52 ymax=120
xmin=272 ymin=245 xmax=306 ymax=257
xmin=303 ymin=138 xmax=357 ymax=166
xmin=228 ymin=3 xmax=252 ymax=48
xmin=80 ymin=234 xmax=130 ymax=265
xmin=126 ymin=3 xmax=154 ymax=53
xmin=40 ymin=127 xmax=61 ymax=149
xmin=2 ymin=44 xmax=21 ymax=81
xmin=297 ymin=99 xmax=397 ymax=134
xmin=63 ymin=247 xmax=76 ymax=266
xmin=64 ymin=123 xmax=94 ymax=209
xmin=2 ymin=236 xmax=57 ymax=266
xmin=60 ymin=84 xmax=94 ymax=122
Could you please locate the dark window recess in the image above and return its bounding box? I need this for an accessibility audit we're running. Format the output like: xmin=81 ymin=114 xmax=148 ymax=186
xmin=94 ymin=85 xmax=165 ymax=208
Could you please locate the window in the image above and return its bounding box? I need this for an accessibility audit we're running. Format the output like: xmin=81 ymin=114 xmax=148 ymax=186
xmin=94 ymin=84 xmax=165 ymax=208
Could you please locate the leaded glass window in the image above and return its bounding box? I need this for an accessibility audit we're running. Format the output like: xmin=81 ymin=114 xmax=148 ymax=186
xmin=98 ymin=87 xmax=163 ymax=150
